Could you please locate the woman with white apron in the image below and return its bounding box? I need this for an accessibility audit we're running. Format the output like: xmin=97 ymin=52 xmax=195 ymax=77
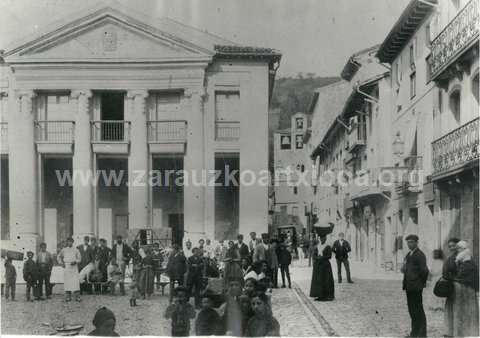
xmin=58 ymin=237 xmax=82 ymax=302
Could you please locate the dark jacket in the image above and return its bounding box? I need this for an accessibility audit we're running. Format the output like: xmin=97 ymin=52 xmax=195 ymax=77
xmin=402 ymin=248 xmax=429 ymax=291
xmin=166 ymin=252 xmax=187 ymax=281
xmin=77 ymin=244 xmax=94 ymax=269
xmin=195 ymin=308 xmax=221 ymax=336
xmin=236 ymin=243 xmax=250 ymax=260
xmin=332 ymin=240 xmax=351 ymax=260
xmin=277 ymin=249 xmax=292 ymax=266
xmin=111 ymin=243 xmax=133 ymax=264
xmin=23 ymin=259 xmax=39 ymax=283
xmin=4 ymin=263 xmax=16 ymax=282
xmin=456 ymin=259 xmax=479 ymax=291
xmin=36 ymin=251 xmax=54 ymax=273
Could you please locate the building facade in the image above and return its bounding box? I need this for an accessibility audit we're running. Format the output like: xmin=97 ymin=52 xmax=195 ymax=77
xmin=0 ymin=3 xmax=280 ymax=254
xmin=272 ymin=113 xmax=310 ymax=234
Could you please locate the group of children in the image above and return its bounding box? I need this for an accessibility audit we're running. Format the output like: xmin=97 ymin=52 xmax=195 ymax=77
xmin=164 ymin=278 xmax=280 ymax=337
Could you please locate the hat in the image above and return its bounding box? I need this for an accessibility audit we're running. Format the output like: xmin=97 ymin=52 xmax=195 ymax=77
xmin=405 ymin=234 xmax=419 ymax=241
xmin=92 ymin=307 xmax=115 ymax=327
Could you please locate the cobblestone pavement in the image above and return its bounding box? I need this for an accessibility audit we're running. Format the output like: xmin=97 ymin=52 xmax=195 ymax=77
xmin=1 ymin=283 xmax=325 ymax=336
xmin=292 ymin=264 xmax=445 ymax=337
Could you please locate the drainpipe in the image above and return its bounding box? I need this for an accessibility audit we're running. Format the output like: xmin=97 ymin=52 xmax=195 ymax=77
xmin=336 ymin=117 xmax=351 ymax=131
xmin=355 ymin=86 xmax=378 ymax=103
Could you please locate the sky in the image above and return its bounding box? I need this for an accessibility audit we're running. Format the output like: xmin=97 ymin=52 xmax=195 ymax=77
xmin=0 ymin=0 xmax=410 ymax=77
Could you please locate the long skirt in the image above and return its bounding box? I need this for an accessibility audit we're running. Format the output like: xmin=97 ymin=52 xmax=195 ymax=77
xmin=445 ymin=282 xmax=479 ymax=337
xmin=139 ymin=266 xmax=155 ymax=296
xmin=64 ymin=264 xmax=80 ymax=292
xmin=309 ymin=258 xmax=334 ymax=300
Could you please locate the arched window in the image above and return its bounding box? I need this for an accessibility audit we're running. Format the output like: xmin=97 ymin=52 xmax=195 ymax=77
xmin=472 ymin=73 xmax=479 ymax=105
xmin=449 ymin=89 xmax=461 ymax=124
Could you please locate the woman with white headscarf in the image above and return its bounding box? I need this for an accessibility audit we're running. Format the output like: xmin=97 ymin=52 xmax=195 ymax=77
xmin=448 ymin=240 xmax=479 ymax=337
xmin=309 ymin=222 xmax=335 ymax=301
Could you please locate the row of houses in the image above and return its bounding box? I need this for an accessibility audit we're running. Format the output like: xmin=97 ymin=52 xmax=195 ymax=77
xmin=273 ymin=0 xmax=479 ymax=272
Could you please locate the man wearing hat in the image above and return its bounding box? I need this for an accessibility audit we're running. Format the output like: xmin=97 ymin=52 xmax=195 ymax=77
xmin=401 ymin=234 xmax=429 ymax=337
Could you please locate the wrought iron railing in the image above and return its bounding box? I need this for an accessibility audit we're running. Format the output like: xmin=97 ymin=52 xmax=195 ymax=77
xmin=215 ymin=121 xmax=240 ymax=141
xmin=432 ymin=117 xmax=479 ymax=176
xmin=147 ymin=120 xmax=187 ymax=143
xmin=429 ymin=0 xmax=479 ymax=80
xmin=348 ymin=121 xmax=366 ymax=151
xmin=0 ymin=122 xmax=7 ymax=148
xmin=91 ymin=120 xmax=130 ymax=142
xmin=396 ymin=156 xmax=423 ymax=193
xmin=34 ymin=120 xmax=75 ymax=143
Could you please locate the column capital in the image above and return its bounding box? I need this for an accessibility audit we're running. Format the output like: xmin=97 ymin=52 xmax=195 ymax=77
xmin=126 ymin=89 xmax=149 ymax=100
xmin=184 ymin=87 xmax=206 ymax=98
xmin=70 ymin=89 xmax=92 ymax=100
xmin=16 ymin=90 xmax=36 ymax=100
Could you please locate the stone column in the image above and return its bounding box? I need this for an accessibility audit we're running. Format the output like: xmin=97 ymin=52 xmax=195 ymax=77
xmin=126 ymin=90 xmax=149 ymax=229
xmin=183 ymin=88 xmax=206 ymax=243
xmin=9 ymin=90 xmax=38 ymax=253
xmin=71 ymin=90 xmax=94 ymax=243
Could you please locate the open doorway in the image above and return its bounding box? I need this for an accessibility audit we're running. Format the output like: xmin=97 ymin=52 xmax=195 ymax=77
xmin=100 ymin=92 xmax=124 ymax=141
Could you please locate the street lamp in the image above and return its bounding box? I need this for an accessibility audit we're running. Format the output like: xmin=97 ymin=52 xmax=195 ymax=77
xmin=393 ymin=131 xmax=405 ymax=157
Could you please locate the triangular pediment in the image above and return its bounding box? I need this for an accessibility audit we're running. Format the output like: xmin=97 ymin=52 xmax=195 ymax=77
xmin=4 ymin=5 xmax=221 ymax=63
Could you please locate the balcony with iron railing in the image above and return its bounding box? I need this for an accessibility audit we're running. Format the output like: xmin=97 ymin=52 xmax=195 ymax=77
xmin=147 ymin=120 xmax=187 ymax=153
xmin=429 ymin=0 xmax=479 ymax=81
xmin=34 ymin=120 xmax=75 ymax=154
xmin=432 ymin=117 xmax=479 ymax=180
xmin=215 ymin=121 xmax=240 ymax=141
xmin=91 ymin=120 xmax=130 ymax=154
xmin=347 ymin=121 xmax=367 ymax=153
xmin=0 ymin=122 xmax=7 ymax=154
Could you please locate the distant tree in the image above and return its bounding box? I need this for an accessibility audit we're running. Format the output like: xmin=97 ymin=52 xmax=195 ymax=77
xmin=306 ymin=72 xmax=315 ymax=79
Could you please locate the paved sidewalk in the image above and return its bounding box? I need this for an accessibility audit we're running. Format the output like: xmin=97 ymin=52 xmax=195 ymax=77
xmin=291 ymin=264 xmax=445 ymax=337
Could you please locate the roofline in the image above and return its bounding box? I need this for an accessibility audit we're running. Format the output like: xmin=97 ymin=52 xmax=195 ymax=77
xmin=312 ymin=73 xmax=388 ymax=155
xmin=340 ymin=44 xmax=380 ymax=81
xmin=376 ymin=0 xmax=437 ymax=64
xmin=307 ymin=79 xmax=345 ymax=113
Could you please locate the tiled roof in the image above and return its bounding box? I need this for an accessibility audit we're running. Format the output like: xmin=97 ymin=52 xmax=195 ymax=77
xmin=214 ymin=45 xmax=282 ymax=63
xmin=340 ymin=45 xmax=380 ymax=81
xmin=376 ymin=0 xmax=437 ymax=63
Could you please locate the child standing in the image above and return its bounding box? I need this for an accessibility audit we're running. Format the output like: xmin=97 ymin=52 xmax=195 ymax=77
xmin=277 ymin=243 xmax=292 ymax=288
xmin=164 ymin=286 xmax=196 ymax=337
xmin=129 ymin=280 xmax=139 ymax=307
xmin=23 ymin=251 xmax=39 ymax=301
xmin=4 ymin=258 xmax=16 ymax=301
xmin=195 ymin=294 xmax=221 ymax=335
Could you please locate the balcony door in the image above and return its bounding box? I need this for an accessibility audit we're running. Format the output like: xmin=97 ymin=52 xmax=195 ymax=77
xmin=100 ymin=92 xmax=125 ymax=141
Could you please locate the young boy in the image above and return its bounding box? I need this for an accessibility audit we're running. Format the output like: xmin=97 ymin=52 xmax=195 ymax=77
xmin=4 ymin=258 xmax=16 ymax=301
xmin=195 ymin=294 xmax=220 ymax=335
xmin=88 ymin=306 xmax=120 ymax=336
xmin=164 ymin=286 xmax=196 ymax=337
xmin=129 ymin=280 xmax=139 ymax=307
xmin=107 ymin=258 xmax=123 ymax=295
xmin=23 ymin=251 xmax=40 ymax=301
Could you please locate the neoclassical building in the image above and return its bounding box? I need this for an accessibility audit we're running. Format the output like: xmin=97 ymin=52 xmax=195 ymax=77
xmin=0 ymin=3 xmax=280 ymax=254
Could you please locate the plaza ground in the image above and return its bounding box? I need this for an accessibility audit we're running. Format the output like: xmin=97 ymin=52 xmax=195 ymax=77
xmin=1 ymin=260 xmax=446 ymax=336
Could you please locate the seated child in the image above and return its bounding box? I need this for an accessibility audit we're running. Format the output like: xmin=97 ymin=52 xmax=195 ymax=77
xmin=129 ymin=280 xmax=139 ymax=307
xmin=88 ymin=306 xmax=120 ymax=336
xmin=164 ymin=286 xmax=196 ymax=337
xmin=195 ymin=293 xmax=221 ymax=336
xmin=243 ymin=278 xmax=257 ymax=298
xmin=107 ymin=259 xmax=123 ymax=295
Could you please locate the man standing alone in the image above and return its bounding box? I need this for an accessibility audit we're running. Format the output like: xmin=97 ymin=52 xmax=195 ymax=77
xmin=402 ymin=234 xmax=429 ymax=337
xmin=332 ymin=232 xmax=353 ymax=283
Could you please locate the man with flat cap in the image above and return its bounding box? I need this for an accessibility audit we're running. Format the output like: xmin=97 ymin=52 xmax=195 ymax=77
xmin=401 ymin=234 xmax=429 ymax=337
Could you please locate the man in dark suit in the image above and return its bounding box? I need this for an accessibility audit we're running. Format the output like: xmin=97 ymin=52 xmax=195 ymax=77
xmin=236 ymin=234 xmax=250 ymax=260
xmin=401 ymin=234 xmax=429 ymax=338
xmin=332 ymin=232 xmax=353 ymax=283
xmin=36 ymin=243 xmax=54 ymax=299
xmin=166 ymin=244 xmax=187 ymax=303
xmin=111 ymin=235 xmax=133 ymax=295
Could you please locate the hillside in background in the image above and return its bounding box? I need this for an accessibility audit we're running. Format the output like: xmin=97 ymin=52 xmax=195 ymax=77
xmin=268 ymin=74 xmax=340 ymax=170
xmin=271 ymin=74 xmax=340 ymax=130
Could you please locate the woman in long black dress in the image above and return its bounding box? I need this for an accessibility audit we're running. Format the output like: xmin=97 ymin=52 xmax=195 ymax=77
xmin=309 ymin=223 xmax=334 ymax=301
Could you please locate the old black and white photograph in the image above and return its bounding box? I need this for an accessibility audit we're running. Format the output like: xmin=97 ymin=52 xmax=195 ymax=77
xmin=0 ymin=0 xmax=479 ymax=336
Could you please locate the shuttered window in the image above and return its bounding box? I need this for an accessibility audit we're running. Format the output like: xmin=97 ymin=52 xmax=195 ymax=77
xmin=215 ymin=91 xmax=240 ymax=121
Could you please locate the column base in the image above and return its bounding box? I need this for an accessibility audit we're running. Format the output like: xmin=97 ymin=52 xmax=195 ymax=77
xmin=9 ymin=233 xmax=40 ymax=256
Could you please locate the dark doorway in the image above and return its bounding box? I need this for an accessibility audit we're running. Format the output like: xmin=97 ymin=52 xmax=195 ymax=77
xmin=100 ymin=92 xmax=124 ymax=141
xmin=168 ymin=214 xmax=184 ymax=245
